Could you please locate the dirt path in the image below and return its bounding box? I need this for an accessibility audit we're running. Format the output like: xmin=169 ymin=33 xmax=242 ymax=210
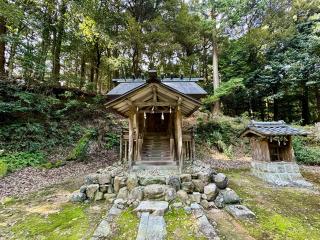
xmin=206 ymin=209 xmax=255 ymax=240
xmin=0 ymin=150 xmax=117 ymax=199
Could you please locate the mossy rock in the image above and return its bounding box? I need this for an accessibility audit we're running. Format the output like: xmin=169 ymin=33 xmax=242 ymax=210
xmin=66 ymin=129 xmax=95 ymax=161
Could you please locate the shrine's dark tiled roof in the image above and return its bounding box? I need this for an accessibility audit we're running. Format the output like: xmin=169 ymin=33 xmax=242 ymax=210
xmin=240 ymin=120 xmax=309 ymax=137
xmin=106 ymin=79 xmax=207 ymax=99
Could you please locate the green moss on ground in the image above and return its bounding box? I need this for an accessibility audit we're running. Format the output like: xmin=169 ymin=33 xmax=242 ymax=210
xmin=0 ymin=161 xmax=7 ymax=177
xmin=11 ymin=203 xmax=90 ymax=240
xmin=113 ymin=208 xmax=139 ymax=240
xmin=223 ymin=169 xmax=320 ymax=240
xmin=165 ymin=208 xmax=206 ymax=240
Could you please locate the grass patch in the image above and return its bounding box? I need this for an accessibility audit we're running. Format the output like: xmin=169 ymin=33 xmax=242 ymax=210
xmin=113 ymin=208 xmax=139 ymax=240
xmin=165 ymin=208 xmax=206 ymax=240
xmin=224 ymin=169 xmax=320 ymax=240
xmin=11 ymin=203 xmax=90 ymax=240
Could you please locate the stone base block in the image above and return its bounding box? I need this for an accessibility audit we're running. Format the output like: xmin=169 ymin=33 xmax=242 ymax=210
xmin=251 ymin=161 xmax=313 ymax=187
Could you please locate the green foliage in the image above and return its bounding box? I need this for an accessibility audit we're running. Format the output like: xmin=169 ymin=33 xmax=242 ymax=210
xmin=196 ymin=118 xmax=240 ymax=158
xmin=203 ymin=78 xmax=244 ymax=104
xmin=66 ymin=129 xmax=95 ymax=161
xmin=105 ymin=132 xmax=119 ymax=150
xmin=11 ymin=204 xmax=89 ymax=240
xmin=0 ymin=161 xmax=8 ymax=177
xmin=293 ymin=137 xmax=320 ymax=165
xmin=0 ymin=152 xmax=46 ymax=172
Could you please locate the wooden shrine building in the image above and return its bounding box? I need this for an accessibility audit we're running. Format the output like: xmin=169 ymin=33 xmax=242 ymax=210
xmin=240 ymin=121 xmax=308 ymax=162
xmin=105 ymin=70 xmax=207 ymax=171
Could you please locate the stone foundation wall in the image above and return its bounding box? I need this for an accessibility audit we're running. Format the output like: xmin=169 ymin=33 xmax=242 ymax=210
xmin=251 ymin=161 xmax=313 ymax=187
xmin=70 ymin=162 xmax=241 ymax=209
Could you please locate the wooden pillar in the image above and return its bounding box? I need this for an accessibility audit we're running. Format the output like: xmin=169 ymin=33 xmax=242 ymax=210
xmin=119 ymin=131 xmax=123 ymax=162
xmin=134 ymin=112 xmax=139 ymax=161
xmin=192 ymin=127 xmax=195 ymax=163
xmin=128 ymin=113 xmax=134 ymax=169
xmin=124 ymin=140 xmax=128 ymax=161
xmin=175 ymin=106 xmax=183 ymax=172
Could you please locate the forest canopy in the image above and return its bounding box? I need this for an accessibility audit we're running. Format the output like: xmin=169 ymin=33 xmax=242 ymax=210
xmin=0 ymin=0 xmax=319 ymax=124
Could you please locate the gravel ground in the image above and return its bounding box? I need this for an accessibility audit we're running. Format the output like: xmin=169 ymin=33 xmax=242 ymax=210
xmin=0 ymin=150 xmax=117 ymax=199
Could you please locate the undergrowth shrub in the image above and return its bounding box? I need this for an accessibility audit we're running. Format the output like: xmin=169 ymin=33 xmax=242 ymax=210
xmin=66 ymin=129 xmax=95 ymax=161
xmin=196 ymin=118 xmax=239 ymax=158
xmin=105 ymin=132 xmax=119 ymax=150
xmin=0 ymin=161 xmax=8 ymax=177
xmin=293 ymin=137 xmax=320 ymax=165
xmin=0 ymin=152 xmax=46 ymax=172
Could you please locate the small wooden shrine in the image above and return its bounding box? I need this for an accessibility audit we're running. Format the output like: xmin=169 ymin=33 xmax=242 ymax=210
xmin=105 ymin=70 xmax=207 ymax=171
xmin=240 ymin=120 xmax=308 ymax=162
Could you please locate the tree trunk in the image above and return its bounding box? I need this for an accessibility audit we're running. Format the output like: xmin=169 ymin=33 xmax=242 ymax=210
xmin=301 ymin=83 xmax=310 ymax=125
xmin=79 ymin=54 xmax=86 ymax=89
xmin=94 ymin=42 xmax=101 ymax=93
xmin=0 ymin=16 xmax=7 ymax=77
xmin=273 ymin=98 xmax=279 ymax=121
xmin=51 ymin=1 xmax=66 ymax=84
xmin=211 ymin=9 xmax=220 ymax=115
xmin=315 ymin=86 xmax=320 ymax=122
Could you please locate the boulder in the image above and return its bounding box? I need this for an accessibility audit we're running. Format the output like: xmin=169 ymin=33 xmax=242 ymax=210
xmin=172 ymin=202 xmax=183 ymax=209
xmin=70 ymin=191 xmax=86 ymax=202
xmin=117 ymin=187 xmax=129 ymax=199
xmin=129 ymin=186 xmax=144 ymax=201
xmin=189 ymin=192 xmax=201 ymax=203
xmin=104 ymin=193 xmax=117 ymax=201
xmin=200 ymin=200 xmax=209 ymax=209
xmin=107 ymin=185 xmax=114 ymax=193
xmin=134 ymin=200 xmax=169 ymax=216
xmin=86 ymin=184 xmax=99 ymax=200
xmin=127 ymin=174 xmax=139 ymax=191
xmin=114 ymin=176 xmax=127 ymax=193
xmin=221 ymin=188 xmax=240 ymax=204
xmin=85 ymin=174 xmax=99 ymax=184
xmin=91 ymin=220 xmax=112 ymax=239
xmin=181 ymin=182 xmax=194 ymax=193
xmin=225 ymin=204 xmax=255 ymax=219
xmin=165 ymin=187 xmax=176 ymax=201
xmin=94 ymin=191 xmax=104 ymax=201
xmin=180 ymin=174 xmax=192 ymax=183
xmin=114 ymin=198 xmax=127 ymax=209
xmin=139 ymin=176 xmax=166 ymax=186
xmin=98 ymin=173 xmax=112 ymax=184
xmin=192 ymin=179 xmax=205 ymax=192
xmin=99 ymin=184 xmax=109 ymax=193
xmin=79 ymin=185 xmax=87 ymax=193
xmin=214 ymin=192 xmax=224 ymax=208
xmin=201 ymin=194 xmax=207 ymax=200
xmin=176 ymin=190 xmax=189 ymax=203
xmin=214 ymin=173 xmax=228 ymax=189
xmin=144 ymin=184 xmax=167 ymax=200
xmin=204 ymin=183 xmax=217 ymax=201
xmin=166 ymin=176 xmax=181 ymax=191
xmin=197 ymin=172 xmax=211 ymax=184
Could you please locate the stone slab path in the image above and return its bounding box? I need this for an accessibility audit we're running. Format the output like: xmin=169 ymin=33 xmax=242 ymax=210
xmin=136 ymin=212 xmax=166 ymax=240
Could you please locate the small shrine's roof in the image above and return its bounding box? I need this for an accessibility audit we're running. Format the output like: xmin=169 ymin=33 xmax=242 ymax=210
xmin=240 ymin=120 xmax=309 ymax=137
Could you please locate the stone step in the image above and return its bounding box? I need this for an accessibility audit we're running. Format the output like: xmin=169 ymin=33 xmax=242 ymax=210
xmin=135 ymin=161 xmax=177 ymax=166
xmin=136 ymin=212 xmax=166 ymax=240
